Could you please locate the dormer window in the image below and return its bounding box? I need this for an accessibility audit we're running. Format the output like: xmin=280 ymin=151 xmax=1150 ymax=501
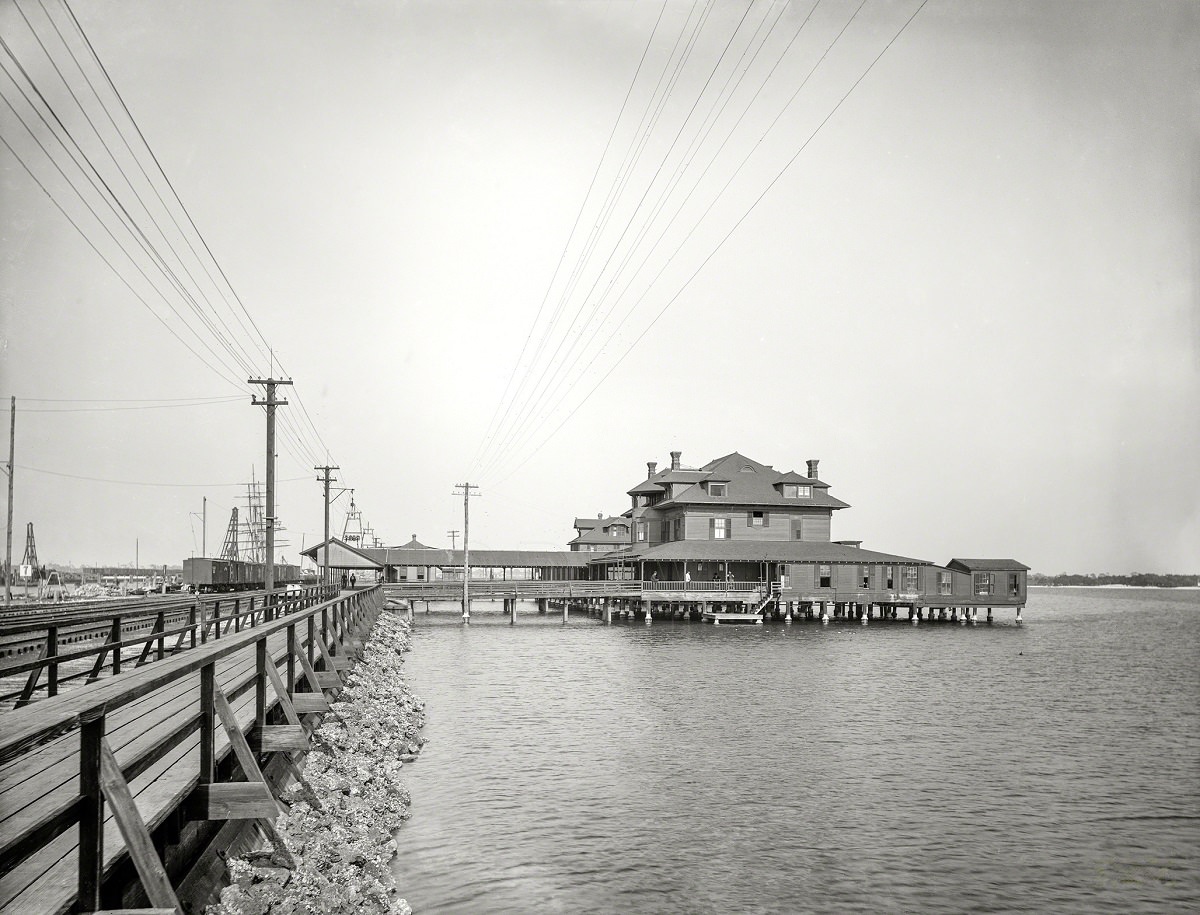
xmin=709 ymin=482 xmax=727 ymax=497
xmin=782 ymin=484 xmax=812 ymax=499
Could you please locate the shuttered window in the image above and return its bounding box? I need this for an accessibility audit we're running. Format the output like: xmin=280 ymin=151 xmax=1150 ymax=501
xmin=748 ymin=511 xmax=769 ymax=527
xmin=710 ymin=518 xmax=729 ymax=540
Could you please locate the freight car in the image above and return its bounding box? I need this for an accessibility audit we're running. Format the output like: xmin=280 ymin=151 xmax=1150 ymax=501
xmin=182 ymin=558 xmax=305 ymax=593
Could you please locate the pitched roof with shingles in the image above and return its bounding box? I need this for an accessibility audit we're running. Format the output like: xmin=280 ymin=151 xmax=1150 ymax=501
xmin=593 ymin=541 xmax=930 ymax=565
xmin=946 ymin=558 xmax=1031 ymax=572
xmin=626 ymin=451 xmax=840 ymax=507
xmin=395 ymin=535 xmax=435 ymax=550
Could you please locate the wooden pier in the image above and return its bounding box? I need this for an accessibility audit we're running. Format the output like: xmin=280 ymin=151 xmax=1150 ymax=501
xmin=0 ymin=585 xmax=382 ymax=914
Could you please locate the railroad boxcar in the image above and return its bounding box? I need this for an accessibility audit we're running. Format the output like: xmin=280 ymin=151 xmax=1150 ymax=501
xmin=183 ymin=558 xmax=306 ymax=593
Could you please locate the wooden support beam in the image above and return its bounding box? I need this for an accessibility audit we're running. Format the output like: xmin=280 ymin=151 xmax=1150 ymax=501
xmin=191 ymin=783 xmax=280 ymax=820
xmin=290 ymin=645 xmax=324 ymax=694
xmin=250 ymin=725 xmax=308 ymax=753
xmin=78 ymin=712 xmax=105 ymax=912
xmin=213 ymin=688 xmax=267 ymax=785
xmin=262 ymin=653 xmax=302 ymax=727
xmin=315 ymin=636 xmax=347 ymax=679
xmin=97 ymin=737 xmax=182 ymax=914
xmin=289 ymin=693 xmax=329 ymax=714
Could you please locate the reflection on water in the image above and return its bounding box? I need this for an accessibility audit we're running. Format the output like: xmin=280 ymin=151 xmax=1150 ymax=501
xmin=392 ymin=590 xmax=1200 ymax=914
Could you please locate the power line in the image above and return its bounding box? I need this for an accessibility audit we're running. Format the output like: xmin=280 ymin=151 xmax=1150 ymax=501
xmin=16 ymin=398 xmax=245 ymax=412
xmin=486 ymin=0 xmax=930 ymax=486
xmin=479 ymin=0 xmax=858 ymax=481
xmin=471 ymin=2 xmax=714 ymax=477
xmin=16 ymin=464 xmax=311 ymax=487
xmin=466 ymin=0 xmax=671 ymax=476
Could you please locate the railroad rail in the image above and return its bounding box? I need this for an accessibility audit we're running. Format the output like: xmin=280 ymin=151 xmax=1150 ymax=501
xmin=0 ymin=585 xmax=336 ymax=709
xmin=0 ymin=584 xmax=382 ymax=915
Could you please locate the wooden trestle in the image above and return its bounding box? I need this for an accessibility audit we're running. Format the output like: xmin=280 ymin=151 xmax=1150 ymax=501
xmin=0 ymin=585 xmax=383 ymax=915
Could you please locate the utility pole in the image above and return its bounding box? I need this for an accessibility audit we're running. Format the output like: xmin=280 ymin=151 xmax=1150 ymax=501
xmin=315 ymin=465 xmax=339 ymax=584
xmin=452 ymin=483 xmax=479 ymax=623
xmin=4 ymin=396 xmax=13 ymax=607
xmin=202 ymin=496 xmax=207 ymax=558
xmin=250 ymin=377 xmax=292 ymax=602
xmin=447 ymin=529 xmax=459 ymax=550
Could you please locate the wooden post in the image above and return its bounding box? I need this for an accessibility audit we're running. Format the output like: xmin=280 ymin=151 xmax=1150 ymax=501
xmin=255 ymin=637 xmax=267 ymax=732
xmin=78 ymin=710 xmax=105 ymax=912
xmin=286 ymin=623 xmax=296 ymax=693
xmin=111 ymin=615 xmax=122 ymax=675
xmin=199 ymin=663 xmax=215 ymax=786
xmin=46 ymin=623 xmax=58 ymax=696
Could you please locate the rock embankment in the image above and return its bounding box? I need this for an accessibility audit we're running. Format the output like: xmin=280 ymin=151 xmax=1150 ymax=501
xmin=209 ymin=608 xmax=424 ymax=915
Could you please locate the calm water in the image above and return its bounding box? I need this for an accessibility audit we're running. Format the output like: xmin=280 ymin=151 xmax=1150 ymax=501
xmin=392 ymin=589 xmax=1200 ymax=913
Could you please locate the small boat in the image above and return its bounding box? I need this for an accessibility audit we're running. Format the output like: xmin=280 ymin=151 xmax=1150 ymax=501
xmin=703 ymin=609 xmax=763 ymax=626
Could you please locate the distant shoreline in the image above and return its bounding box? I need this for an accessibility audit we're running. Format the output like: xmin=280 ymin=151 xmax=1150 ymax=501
xmin=1030 ymin=584 xmax=1200 ymax=590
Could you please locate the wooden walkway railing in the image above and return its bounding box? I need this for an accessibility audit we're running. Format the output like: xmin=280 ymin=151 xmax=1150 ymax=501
xmin=0 ymin=584 xmax=382 ymax=915
xmin=0 ymin=585 xmax=335 ymax=708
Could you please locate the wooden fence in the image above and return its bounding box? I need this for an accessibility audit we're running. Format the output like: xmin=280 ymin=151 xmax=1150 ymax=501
xmin=0 ymin=585 xmax=335 ymax=708
xmin=0 ymin=584 xmax=382 ymax=915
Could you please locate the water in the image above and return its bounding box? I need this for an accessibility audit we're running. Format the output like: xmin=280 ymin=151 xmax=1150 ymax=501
xmin=391 ymin=589 xmax=1200 ymax=913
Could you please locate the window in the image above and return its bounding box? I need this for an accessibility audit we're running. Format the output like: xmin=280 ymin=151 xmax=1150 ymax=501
xmin=861 ymin=565 xmax=872 ymax=589
xmin=740 ymin=465 xmax=756 ymax=473
xmin=885 ymin=565 xmax=894 ymax=589
xmin=938 ymin=571 xmax=952 ymax=595
xmin=818 ymin=564 xmax=832 ymax=588
xmin=748 ymin=511 xmax=768 ymax=528
xmin=974 ymin=572 xmax=994 ymax=596
xmin=904 ymin=567 xmax=918 ymax=591
xmin=782 ymin=484 xmax=813 ymax=499
xmin=793 ymin=522 xmax=804 ymax=540
xmin=711 ymin=518 xmax=729 ymax=540
xmin=709 ymin=482 xmax=727 ymax=497
xmin=636 ymin=522 xmax=647 ymax=542
xmin=1009 ymin=573 xmax=1021 ymax=597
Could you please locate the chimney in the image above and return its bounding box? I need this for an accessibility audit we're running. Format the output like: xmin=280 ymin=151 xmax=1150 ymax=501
xmin=806 ymin=459 xmax=819 ymax=479
xmin=670 ymin=451 xmax=681 ymax=470
xmin=647 ymin=461 xmax=657 ymax=478
xmin=597 ymin=512 xmax=603 ymax=519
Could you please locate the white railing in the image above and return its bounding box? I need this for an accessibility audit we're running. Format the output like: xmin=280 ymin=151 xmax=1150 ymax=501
xmin=642 ymin=581 xmax=761 ymax=593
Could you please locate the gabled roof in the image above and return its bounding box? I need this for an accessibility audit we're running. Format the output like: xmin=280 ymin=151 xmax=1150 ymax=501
xmin=662 ymin=452 xmax=848 ymax=510
xmin=395 ymin=535 xmax=435 ymax=550
xmin=628 ymin=479 xmax=666 ymax=495
xmin=300 ymin=537 xmax=382 ymax=570
xmin=593 ymin=540 xmax=931 ymax=565
xmin=628 ymin=451 xmax=839 ymax=506
xmin=946 ymin=559 xmax=1031 ymax=573
xmin=569 ymin=516 xmax=632 ymax=546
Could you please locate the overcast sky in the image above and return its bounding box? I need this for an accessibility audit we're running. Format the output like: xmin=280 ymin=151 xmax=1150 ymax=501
xmin=1 ymin=0 xmax=1196 ymax=574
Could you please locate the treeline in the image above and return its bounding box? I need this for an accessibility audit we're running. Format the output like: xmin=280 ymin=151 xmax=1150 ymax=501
xmin=1030 ymin=573 xmax=1199 ymax=588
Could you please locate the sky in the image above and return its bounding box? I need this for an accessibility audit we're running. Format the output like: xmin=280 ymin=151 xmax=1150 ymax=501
xmin=0 ymin=0 xmax=1196 ymax=574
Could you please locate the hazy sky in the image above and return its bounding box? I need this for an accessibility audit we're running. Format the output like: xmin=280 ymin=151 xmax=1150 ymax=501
xmin=1 ymin=0 xmax=1196 ymax=574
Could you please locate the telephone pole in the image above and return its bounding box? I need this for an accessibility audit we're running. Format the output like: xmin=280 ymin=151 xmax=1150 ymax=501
xmin=452 ymin=483 xmax=479 ymax=623
xmin=249 ymin=377 xmax=292 ymax=600
xmin=315 ymin=464 xmax=339 ymax=584
xmin=4 ymin=396 xmax=13 ymax=607
xmin=447 ymin=530 xmax=459 ymax=550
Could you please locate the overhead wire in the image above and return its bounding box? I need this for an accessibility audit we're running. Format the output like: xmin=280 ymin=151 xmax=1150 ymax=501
xmin=486 ymin=0 xmax=930 ymax=486
xmin=55 ymin=0 xmax=276 ymax=368
xmin=4 ymin=3 xmax=347 ymax=497
xmin=480 ymin=0 xmax=846 ymax=478
xmin=0 ymin=44 xmax=255 ymax=385
xmin=469 ymin=1 xmax=715 ymax=477
xmin=477 ymin=0 xmax=773 ymax=476
xmin=465 ymin=0 xmax=670 ymax=477
xmin=12 ymin=0 xmax=267 ymax=379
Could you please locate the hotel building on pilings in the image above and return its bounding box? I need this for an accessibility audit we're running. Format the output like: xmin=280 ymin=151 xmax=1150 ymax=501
xmin=579 ymin=450 xmax=1029 ymax=622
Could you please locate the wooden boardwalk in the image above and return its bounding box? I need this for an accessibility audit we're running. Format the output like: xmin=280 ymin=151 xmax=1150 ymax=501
xmin=0 ymin=586 xmax=382 ymax=915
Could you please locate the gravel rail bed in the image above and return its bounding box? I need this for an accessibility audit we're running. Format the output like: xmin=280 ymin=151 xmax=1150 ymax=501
xmin=209 ymin=607 xmax=424 ymax=915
